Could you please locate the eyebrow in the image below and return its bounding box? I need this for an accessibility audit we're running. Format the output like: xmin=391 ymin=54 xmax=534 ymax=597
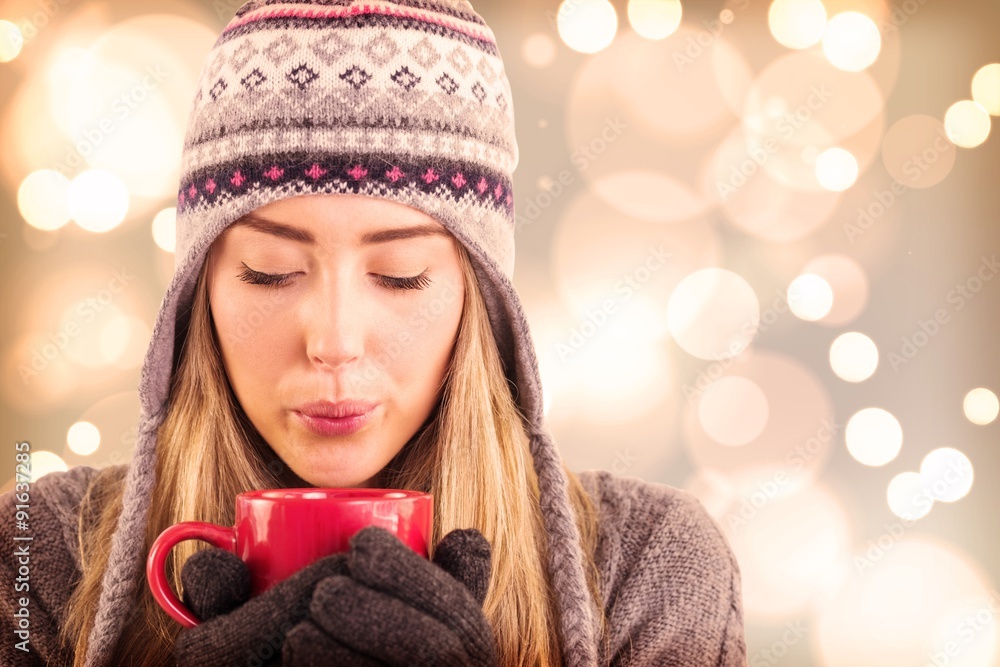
xmin=231 ymin=211 xmax=451 ymax=245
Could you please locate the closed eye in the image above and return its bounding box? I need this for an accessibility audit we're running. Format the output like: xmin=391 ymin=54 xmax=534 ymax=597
xmin=237 ymin=264 xmax=292 ymax=289
xmin=237 ymin=263 xmax=433 ymax=291
xmin=375 ymin=271 xmax=432 ymax=290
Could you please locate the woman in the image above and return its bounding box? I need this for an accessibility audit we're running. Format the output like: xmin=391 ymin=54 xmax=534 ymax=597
xmin=0 ymin=1 xmax=747 ymax=665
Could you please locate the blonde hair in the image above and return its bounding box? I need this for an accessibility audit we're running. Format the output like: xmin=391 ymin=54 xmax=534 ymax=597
xmin=63 ymin=240 xmax=609 ymax=666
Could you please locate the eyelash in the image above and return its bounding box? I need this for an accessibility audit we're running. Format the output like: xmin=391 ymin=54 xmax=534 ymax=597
xmin=236 ymin=263 xmax=433 ymax=291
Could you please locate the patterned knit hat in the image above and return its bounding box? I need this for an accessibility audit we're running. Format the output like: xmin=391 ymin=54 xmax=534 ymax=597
xmin=85 ymin=2 xmax=600 ymax=665
xmin=174 ymin=0 xmax=519 ymax=277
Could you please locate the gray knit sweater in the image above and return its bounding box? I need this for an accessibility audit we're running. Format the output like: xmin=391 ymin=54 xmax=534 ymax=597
xmin=0 ymin=464 xmax=746 ymax=666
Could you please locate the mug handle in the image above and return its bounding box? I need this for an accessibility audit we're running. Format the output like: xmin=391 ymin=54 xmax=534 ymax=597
xmin=146 ymin=522 xmax=237 ymax=628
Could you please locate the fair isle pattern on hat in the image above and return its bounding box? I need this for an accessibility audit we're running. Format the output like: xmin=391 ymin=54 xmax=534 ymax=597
xmin=175 ymin=0 xmax=518 ymax=275
xmin=178 ymin=155 xmax=513 ymax=227
xmin=84 ymin=2 xmax=601 ymax=666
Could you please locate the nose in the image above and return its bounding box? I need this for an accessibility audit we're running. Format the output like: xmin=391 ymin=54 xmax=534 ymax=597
xmin=302 ymin=269 xmax=366 ymax=371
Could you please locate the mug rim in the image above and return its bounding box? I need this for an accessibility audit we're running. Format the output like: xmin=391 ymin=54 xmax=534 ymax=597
xmin=238 ymin=487 xmax=430 ymax=503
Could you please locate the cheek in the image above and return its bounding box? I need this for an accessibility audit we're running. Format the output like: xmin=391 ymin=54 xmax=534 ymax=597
xmin=397 ymin=277 xmax=464 ymax=361
xmin=211 ymin=286 xmax=293 ymax=369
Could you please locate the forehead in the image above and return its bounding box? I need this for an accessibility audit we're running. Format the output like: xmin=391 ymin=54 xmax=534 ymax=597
xmin=222 ymin=194 xmax=454 ymax=247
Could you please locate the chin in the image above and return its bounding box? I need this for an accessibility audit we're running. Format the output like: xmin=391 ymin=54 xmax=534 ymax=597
xmin=299 ymin=471 xmax=380 ymax=489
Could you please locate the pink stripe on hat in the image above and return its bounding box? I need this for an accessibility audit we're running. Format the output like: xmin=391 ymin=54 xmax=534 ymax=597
xmin=227 ymin=2 xmax=497 ymax=45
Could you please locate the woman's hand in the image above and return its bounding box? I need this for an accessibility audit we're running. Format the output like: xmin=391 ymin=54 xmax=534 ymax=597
xmin=172 ymin=547 xmax=348 ymax=667
xmin=282 ymin=526 xmax=499 ymax=667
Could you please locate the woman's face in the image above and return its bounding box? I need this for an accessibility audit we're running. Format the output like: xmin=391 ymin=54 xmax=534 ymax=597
xmin=207 ymin=194 xmax=465 ymax=488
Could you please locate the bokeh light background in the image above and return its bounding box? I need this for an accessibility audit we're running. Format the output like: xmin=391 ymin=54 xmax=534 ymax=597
xmin=1 ymin=0 xmax=998 ymax=664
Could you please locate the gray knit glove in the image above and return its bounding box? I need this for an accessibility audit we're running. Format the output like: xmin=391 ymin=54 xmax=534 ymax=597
xmin=173 ymin=547 xmax=348 ymax=667
xmin=281 ymin=525 xmax=498 ymax=667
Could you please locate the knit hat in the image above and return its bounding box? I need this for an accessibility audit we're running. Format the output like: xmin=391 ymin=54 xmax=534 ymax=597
xmin=84 ymin=2 xmax=600 ymax=666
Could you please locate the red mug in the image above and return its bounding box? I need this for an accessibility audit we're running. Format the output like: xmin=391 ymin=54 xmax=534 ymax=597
xmin=146 ymin=488 xmax=433 ymax=627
